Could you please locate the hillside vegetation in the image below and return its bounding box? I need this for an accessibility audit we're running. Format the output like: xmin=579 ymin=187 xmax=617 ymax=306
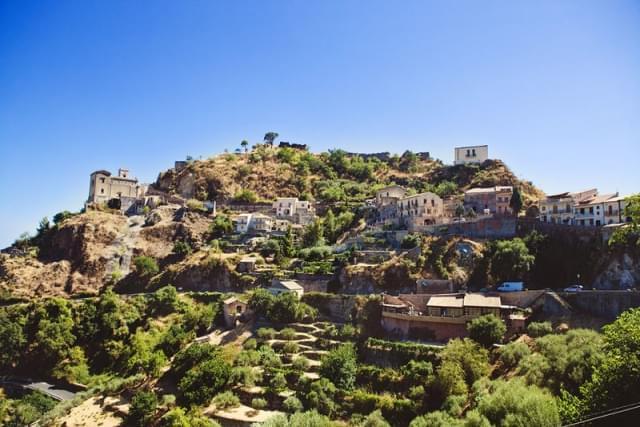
xmin=154 ymin=145 xmax=542 ymax=206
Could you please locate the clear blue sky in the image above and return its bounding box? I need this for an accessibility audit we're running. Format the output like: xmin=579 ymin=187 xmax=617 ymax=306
xmin=1 ymin=0 xmax=639 ymax=247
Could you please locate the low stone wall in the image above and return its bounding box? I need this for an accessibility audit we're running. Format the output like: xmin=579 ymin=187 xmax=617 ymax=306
xmin=560 ymin=291 xmax=640 ymax=320
xmin=301 ymin=293 xmax=360 ymax=323
xmin=295 ymin=273 xmax=332 ymax=293
xmin=432 ymin=217 xmax=517 ymax=239
xmin=498 ymin=290 xmax=546 ymax=308
xmin=381 ymin=312 xmax=468 ymax=342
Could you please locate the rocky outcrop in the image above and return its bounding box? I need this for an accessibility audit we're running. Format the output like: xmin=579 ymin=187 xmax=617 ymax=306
xmin=593 ymin=252 xmax=640 ymax=290
xmin=150 ymin=251 xmax=254 ymax=292
xmin=0 ymin=206 xmax=217 ymax=298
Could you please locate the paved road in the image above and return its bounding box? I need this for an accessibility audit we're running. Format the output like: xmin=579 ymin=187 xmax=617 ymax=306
xmin=0 ymin=378 xmax=77 ymax=401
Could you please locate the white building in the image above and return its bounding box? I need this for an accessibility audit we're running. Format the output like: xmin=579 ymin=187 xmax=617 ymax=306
xmin=539 ymin=190 xmax=630 ymax=227
xmin=268 ymin=279 xmax=304 ymax=298
xmin=454 ymin=145 xmax=489 ymax=165
xmin=539 ymin=189 xmax=597 ymax=225
xmin=235 ymin=213 xmax=274 ymax=234
xmin=272 ymin=197 xmax=316 ymax=225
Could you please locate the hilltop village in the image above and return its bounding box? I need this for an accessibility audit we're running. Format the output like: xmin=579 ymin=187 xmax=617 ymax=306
xmin=0 ymin=139 xmax=639 ymax=426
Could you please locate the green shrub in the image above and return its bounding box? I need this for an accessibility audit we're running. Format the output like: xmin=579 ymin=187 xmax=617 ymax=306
xmin=283 ymin=341 xmax=300 ymax=354
xmin=128 ymin=391 xmax=158 ymax=427
xmin=283 ymin=395 xmax=304 ymax=413
xmin=292 ymin=356 xmax=310 ymax=371
xmin=243 ymin=338 xmax=258 ymax=350
xmin=186 ymin=199 xmax=206 ymax=211
xmin=270 ymin=372 xmax=288 ymax=391
xmin=134 ymin=256 xmax=159 ymax=278
xmin=173 ymin=240 xmax=192 ymax=256
xmin=251 ymin=397 xmax=267 ymax=410
xmin=234 ymin=189 xmax=258 ymax=203
xmin=527 ymin=321 xmax=553 ymax=338
xmin=257 ymin=327 xmax=278 ymax=340
xmin=279 ymin=327 xmax=297 ymax=340
xmin=467 ymin=314 xmax=506 ymax=347
xmin=230 ymin=366 xmax=262 ymax=387
xmin=213 ymin=391 xmax=240 ymax=409
xmin=235 ymin=350 xmax=261 ymax=367
xmin=320 ymin=343 xmax=357 ymax=391
xmin=498 ymin=341 xmax=531 ymax=369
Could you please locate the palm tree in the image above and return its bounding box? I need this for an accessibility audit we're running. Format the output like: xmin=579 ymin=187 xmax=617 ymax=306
xmin=241 ymin=140 xmax=249 ymax=153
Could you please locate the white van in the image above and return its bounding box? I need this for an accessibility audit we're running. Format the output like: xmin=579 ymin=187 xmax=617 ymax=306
xmin=497 ymin=282 xmax=524 ymax=292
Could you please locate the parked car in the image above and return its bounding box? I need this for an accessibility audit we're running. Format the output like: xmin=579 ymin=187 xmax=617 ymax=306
xmin=497 ymin=282 xmax=524 ymax=292
xmin=563 ymin=285 xmax=583 ymax=292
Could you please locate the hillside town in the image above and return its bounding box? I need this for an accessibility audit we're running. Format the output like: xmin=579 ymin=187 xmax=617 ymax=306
xmin=1 ymin=142 xmax=638 ymax=427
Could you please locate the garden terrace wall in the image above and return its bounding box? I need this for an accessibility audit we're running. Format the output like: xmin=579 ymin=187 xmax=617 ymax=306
xmin=301 ymin=292 xmax=359 ymax=322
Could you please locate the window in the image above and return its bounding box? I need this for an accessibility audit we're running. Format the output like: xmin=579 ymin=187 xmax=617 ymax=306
xmin=589 ymin=207 xmax=594 ymax=214
xmin=466 ymin=149 xmax=471 ymax=157
xmin=580 ymin=208 xmax=585 ymax=215
xmin=431 ymin=199 xmax=435 ymax=207
xmin=566 ymin=204 xmax=571 ymax=213
xmin=472 ymin=149 xmax=476 ymax=156
xmin=608 ymin=205 xmax=613 ymax=215
xmin=100 ymin=178 xmax=105 ymax=183
xmin=589 ymin=219 xmax=594 ymax=226
xmin=100 ymin=188 xmax=104 ymax=194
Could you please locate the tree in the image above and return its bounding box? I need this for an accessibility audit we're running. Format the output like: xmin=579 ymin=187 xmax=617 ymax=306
xmin=439 ymin=338 xmax=490 ymax=386
xmin=264 ymin=131 xmax=279 ymax=146
xmin=128 ymin=391 xmax=158 ymax=427
xmin=320 ymin=343 xmax=357 ymax=390
xmin=467 ymin=314 xmax=506 ymax=347
xmin=410 ymin=411 xmax=461 ymax=427
xmin=178 ymin=353 xmax=231 ymax=406
xmin=581 ymin=308 xmax=640 ymax=416
xmin=324 ymin=210 xmax=337 ymax=243
xmin=31 ymin=298 xmax=76 ymax=373
xmin=489 ymin=238 xmax=535 ymax=283
xmin=609 ymin=193 xmax=640 ymax=247
xmin=475 ymin=379 xmax=560 ymax=427
xmin=302 ymin=219 xmax=324 ymax=247
xmin=53 ymin=210 xmax=74 ymax=225
xmin=510 ymin=187 xmax=523 ymax=215
xmin=0 ymin=308 xmax=26 ymax=369
xmin=267 ymin=292 xmax=315 ymax=324
xmin=151 ymin=285 xmax=181 ymax=315
xmin=248 ymin=289 xmax=276 ymax=317
xmin=527 ymin=321 xmax=553 ymax=338
xmin=209 ymin=214 xmax=233 ymax=238
xmin=283 ymin=395 xmax=304 ymax=413
xmin=241 ymin=140 xmax=249 ymax=153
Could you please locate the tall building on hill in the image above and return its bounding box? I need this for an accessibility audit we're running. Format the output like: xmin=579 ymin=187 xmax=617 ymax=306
xmin=454 ymin=145 xmax=489 ymax=165
xmin=87 ymin=168 xmax=143 ymax=208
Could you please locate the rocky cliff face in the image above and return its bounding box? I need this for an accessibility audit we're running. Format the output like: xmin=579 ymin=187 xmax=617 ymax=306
xmin=0 ymin=206 xmax=215 ymax=298
xmin=593 ymin=252 xmax=640 ymax=290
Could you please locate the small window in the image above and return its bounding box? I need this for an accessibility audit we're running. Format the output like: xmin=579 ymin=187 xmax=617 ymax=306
xmin=100 ymin=188 xmax=104 ymax=194
xmin=472 ymin=149 xmax=476 ymax=156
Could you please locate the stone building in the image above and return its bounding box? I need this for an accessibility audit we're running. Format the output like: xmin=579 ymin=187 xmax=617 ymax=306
xmin=87 ymin=168 xmax=145 ymax=212
xmin=381 ymin=293 xmax=522 ymax=342
xmin=464 ymin=186 xmax=513 ymax=216
xmin=373 ymin=186 xmax=445 ymax=231
xmin=454 ymin=145 xmax=489 ymax=165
